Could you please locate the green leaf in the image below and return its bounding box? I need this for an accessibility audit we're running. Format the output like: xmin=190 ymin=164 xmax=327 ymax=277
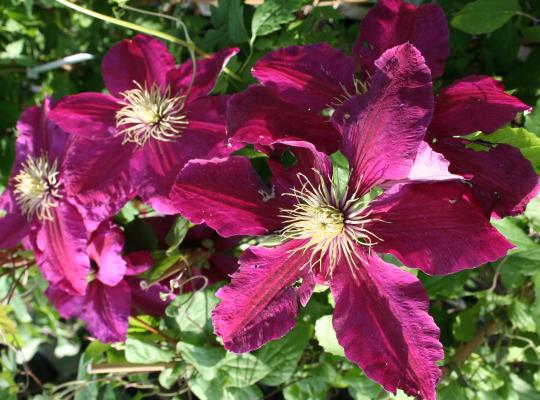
xmin=165 ymin=287 xmax=219 ymax=336
xmin=509 ymin=300 xmax=537 ymax=332
xmin=176 ymin=342 xmax=225 ymax=380
xmin=141 ymin=250 xmax=183 ymax=285
xmin=525 ymin=195 xmax=540 ymax=231
xmin=125 ymin=338 xmax=174 ymax=364
xmin=467 ymin=127 xmax=540 ymax=171
xmin=158 ymin=363 xmax=185 ymax=390
xmin=256 ymin=322 xmax=312 ymax=386
xmin=227 ymin=0 xmax=249 ymax=43
xmin=525 ymin=99 xmax=540 ymax=135
xmin=452 ymin=306 xmax=479 ymax=342
xmin=343 ymin=368 xmax=385 ymax=400
xmin=522 ymin=26 xmax=540 ymax=44
xmin=188 ymin=373 xmax=225 ymax=400
xmin=224 ymin=386 xmax=264 ymax=400
xmin=221 ymin=352 xmax=271 ymax=387
xmin=314 ymin=315 xmax=345 ymax=357
xmin=492 ymin=217 xmax=536 ymax=249
xmin=165 ymin=217 xmax=190 ymax=256
xmin=533 ymin=272 xmax=540 ymax=335
xmin=251 ymin=0 xmax=304 ymax=41
xmin=74 ymin=353 xmax=99 ymax=400
xmin=451 ymin=0 xmax=520 ymax=35
xmin=284 ymin=377 xmax=329 ymax=400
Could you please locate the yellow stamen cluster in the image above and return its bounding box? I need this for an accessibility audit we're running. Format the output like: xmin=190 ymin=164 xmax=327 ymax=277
xmin=280 ymin=172 xmax=382 ymax=278
xmin=13 ymin=155 xmax=62 ymax=221
xmin=116 ymin=82 xmax=188 ymax=146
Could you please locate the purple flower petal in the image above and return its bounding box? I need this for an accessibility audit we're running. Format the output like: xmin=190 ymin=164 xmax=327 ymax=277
xmin=35 ymin=201 xmax=90 ymax=295
xmin=212 ymin=240 xmax=307 ymax=352
xmin=331 ymin=253 xmax=443 ymax=399
xmin=429 ymin=75 xmax=530 ymax=138
xmin=128 ymin=278 xmax=170 ymax=317
xmin=368 ymin=181 xmax=514 ymax=275
xmin=47 ymin=279 xmax=131 ymax=342
xmin=101 ymin=34 xmax=175 ymax=96
xmin=125 ymin=251 xmax=155 ymax=276
xmin=171 ymin=156 xmax=285 ymax=237
xmin=0 ymin=210 xmax=31 ymax=249
xmin=131 ymin=95 xmax=237 ymax=215
xmin=433 ymin=139 xmax=540 ymax=218
xmin=16 ymin=97 xmax=70 ymax=167
xmin=82 ymin=280 xmax=131 ymax=342
xmin=168 ymin=47 xmax=239 ymax=101
xmin=354 ymin=0 xmax=449 ymax=78
xmin=337 ymin=43 xmax=433 ymax=193
xmin=252 ymin=44 xmax=356 ymax=112
xmin=406 ymin=141 xmax=461 ymax=182
xmin=46 ymin=285 xmax=84 ymax=319
xmin=227 ymin=85 xmax=340 ymax=154
xmin=88 ymin=222 xmax=127 ymax=287
xmin=62 ymin=135 xmax=134 ymax=230
xmin=49 ymin=93 xmax=120 ymax=139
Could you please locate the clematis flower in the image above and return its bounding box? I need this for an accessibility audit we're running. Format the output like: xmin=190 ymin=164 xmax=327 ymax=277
xmin=170 ymin=44 xmax=514 ymax=399
xmin=0 ymin=98 xmax=92 ymax=295
xmin=229 ymin=0 xmax=539 ymax=219
xmin=46 ymin=222 xmax=171 ymax=343
xmin=226 ymin=0 xmax=449 ymax=152
xmin=49 ymin=34 xmax=239 ymax=217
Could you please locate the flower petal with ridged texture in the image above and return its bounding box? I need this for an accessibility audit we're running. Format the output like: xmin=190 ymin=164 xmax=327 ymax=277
xmin=88 ymin=222 xmax=127 ymax=287
xmin=228 ymin=86 xmax=340 ymax=154
xmin=35 ymin=201 xmax=90 ymax=295
xmin=354 ymin=0 xmax=449 ymax=79
xmin=171 ymin=156 xmax=285 ymax=237
xmin=0 ymin=211 xmax=31 ymax=249
xmin=63 ymin=136 xmax=134 ymax=231
xmin=131 ymin=95 xmax=237 ymax=215
xmin=101 ymin=34 xmax=175 ymax=96
xmin=337 ymin=43 xmax=433 ymax=194
xmin=128 ymin=278 xmax=170 ymax=317
xmin=168 ymin=47 xmax=239 ymax=101
xmin=16 ymin=97 xmax=70 ymax=169
xmin=368 ymin=181 xmax=514 ymax=275
xmin=47 ymin=280 xmax=130 ymax=342
xmin=252 ymin=44 xmax=356 ymax=113
xmin=212 ymin=239 xmax=307 ymax=352
xmin=406 ymin=141 xmax=460 ymax=182
xmin=82 ymin=280 xmax=131 ymax=342
xmin=0 ymin=191 xmax=31 ymax=249
xmin=331 ymin=253 xmax=443 ymax=400
xmin=49 ymin=93 xmax=120 ymax=139
xmin=433 ymin=139 xmax=540 ymax=218
xmin=46 ymin=285 xmax=84 ymax=319
xmin=429 ymin=76 xmax=530 ymax=138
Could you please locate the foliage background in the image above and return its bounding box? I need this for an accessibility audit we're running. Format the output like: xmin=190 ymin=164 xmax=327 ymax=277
xmin=1 ymin=0 xmax=540 ymax=399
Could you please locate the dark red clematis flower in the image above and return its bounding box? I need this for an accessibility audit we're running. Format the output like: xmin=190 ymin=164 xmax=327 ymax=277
xmin=49 ymin=34 xmax=239 ymax=218
xmin=228 ymin=0 xmax=539 ymax=219
xmin=0 ymin=98 xmax=93 ymax=295
xmin=169 ymin=44 xmax=514 ymax=399
xmin=46 ymin=221 xmax=171 ymax=343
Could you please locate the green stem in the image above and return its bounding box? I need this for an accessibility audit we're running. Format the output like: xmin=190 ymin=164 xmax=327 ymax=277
xmin=54 ymin=0 xmax=206 ymax=56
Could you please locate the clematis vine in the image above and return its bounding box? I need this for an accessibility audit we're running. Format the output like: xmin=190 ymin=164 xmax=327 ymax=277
xmin=229 ymin=0 xmax=539 ymax=219
xmin=46 ymin=222 xmax=170 ymax=343
xmin=170 ymin=44 xmax=514 ymax=399
xmin=0 ymin=98 xmax=92 ymax=295
xmin=49 ymin=34 xmax=239 ymax=218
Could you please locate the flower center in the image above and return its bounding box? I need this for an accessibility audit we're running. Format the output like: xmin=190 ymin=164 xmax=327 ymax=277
xmin=13 ymin=155 xmax=62 ymax=221
xmin=115 ymin=82 xmax=188 ymax=146
xmin=280 ymin=172 xmax=381 ymax=277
